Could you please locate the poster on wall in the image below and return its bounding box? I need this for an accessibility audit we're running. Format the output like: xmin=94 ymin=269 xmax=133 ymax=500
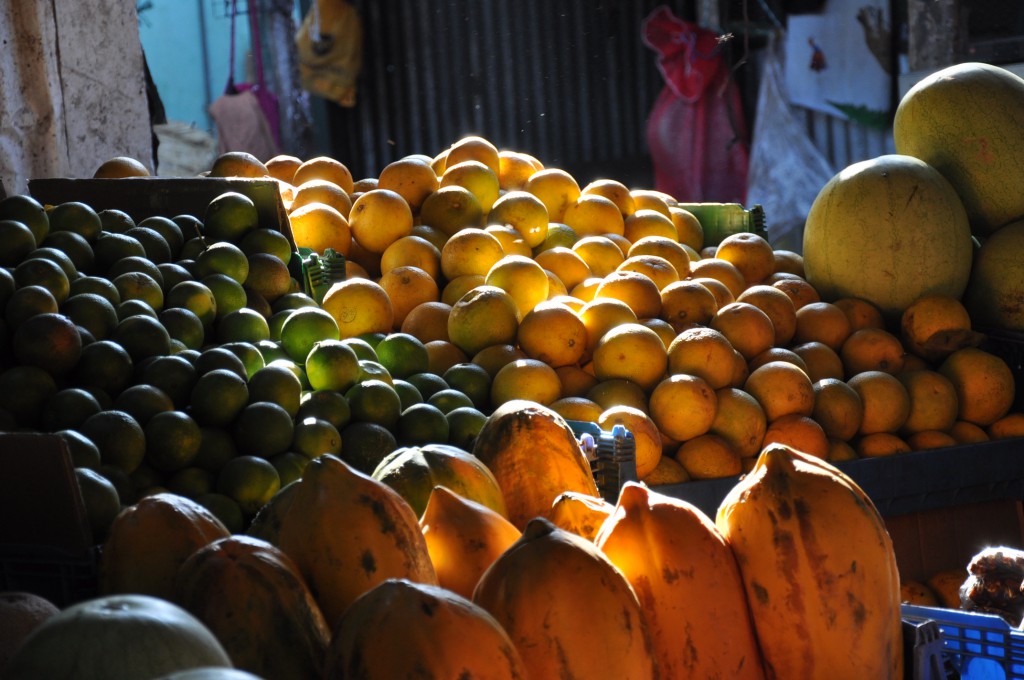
xmin=784 ymin=0 xmax=892 ymax=128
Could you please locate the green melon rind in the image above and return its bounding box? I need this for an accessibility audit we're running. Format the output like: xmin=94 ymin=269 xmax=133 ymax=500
xmin=802 ymin=154 xmax=973 ymax=320
xmin=963 ymin=220 xmax=1024 ymax=331
xmin=893 ymin=62 xmax=1024 ymax=236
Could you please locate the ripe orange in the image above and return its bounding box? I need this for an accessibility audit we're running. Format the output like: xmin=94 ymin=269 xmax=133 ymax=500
xmin=288 ymin=202 xmax=352 ymax=256
xmin=209 ymin=151 xmax=269 ymax=178
xmin=689 ymin=258 xmax=746 ymax=299
xmin=380 ymin=235 xmax=441 ymax=280
xmin=376 ymin=157 xmax=440 ymax=213
xmin=534 ymin=247 xmax=592 ymax=292
xmin=562 ymin=193 xmax=625 ymax=238
xmin=292 ymin=156 xmax=355 ymax=193
xmin=900 ymin=293 xmax=975 ymax=363
xmin=497 ymin=149 xmax=541 ymax=190
xmin=771 ymin=277 xmax=821 ymax=311
xmin=576 ymin=297 xmax=637 ymax=359
xmin=440 ymin=274 xmax=485 ymax=306
xmin=709 ymin=301 xmax=775 ymax=361
xmin=484 ymin=224 xmax=532 ymax=257
xmin=401 ymin=301 xmax=452 ymax=343
xmin=549 ymin=396 xmax=604 ymax=423
xmin=761 ymin=414 xmax=830 ymax=459
xmin=490 ymin=358 xmax=562 ymax=407
xmin=487 ymin=190 xmax=549 ymax=248
xmin=264 ymin=154 xmax=302 ymax=184
xmin=772 ymin=250 xmax=805 ymax=277
xmin=833 ymin=296 xmax=885 ymax=332
xmin=615 ymin=255 xmax=679 ymax=291
xmin=648 ymin=374 xmax=717 ymax=442
xmin=320 ymin=277 xmax=395 ymax=339
xmin=485 ymin=254 xmax=549 ymax=317
xmin=855 ymin=432 xmax=911 ymax=458
xmin=736 ymin=284 xmax=797 ymax=347
xmin=674 ymin=434 xmax=742 ymax=479
xmin=708 ymin=387 xmax=767 ymax=459
xmin=440 ymin=228 xmax=505 ymax=281
xmin=791 ymin=340 xmax=846 ymax=382
xmin=581 ymin=178 xmax=635 ymax=217
xmin=445 ymin=135 xmax=501 ymax=174
xmin=714 ymin=232 xmax=775 ymax=287
xmin=622 ymin=209 xmax=677 ymax=243
xmin=586 ymin=377 xmax=649 ymax=414
xmin=379 ymin=265 xmax=440 ymax=329
xmin=447 ymin=285 xmax=520 ymax=356
xmin=793 ymin=301 xmax=853 ymax=352
xmin=668 ymin=207 xmax=704 ymax=251
xmin=987 ymin=413 xmax=1024 ymax=440
xmin=628 ymin=236 xmax=693 ymax=278
xmin=516 ymin=301 xmax=587 ymax=368
xmin=950 ymin=420 xmax=990 ymax=444
xmin=571 ymin=236 xmax=626 ymax=277
xmin=906 ymin=430 xmax=958 ymax=451
xmin=349 ymin=188 xmax=414 ymax=254
xmin=666 ymin=326 xmax=736 ymax=390
xmin=938 ymin=347 xmax=1016 ymax=426
xmin=472 ymin=343 xmax=528 ymax=378
xmin=748 ymin=347 xmax=809 ymax=373
xmin=658 ymin=280 xmax=717 ymax=332
xmin=744 ymin=360 xmax=815 ymax=422
xmin=840 ymin=328 xmax=907 ymax=376
xmin=524 ymin=168 xmax=581 ymax=222
xmin=848 ymin=370 xmax=912 ymax=435
xmin=94 ymin=156 xmax=150 ymax=178
xmin=440 ymin=160 xmax=501 ymax=213
xmin=629 ymin=189 xmax=673 ymax=217
xmin=598 ymin=405 xmax=662 ymax=478
xmin=811 ymin=377 xmax=864 ymax=441
xmin=591 ymin=322 xmax=668 ymax=391
xmin=419 ymin=185 xmax=484 ymax=237
xmin=554 ymin=365 xmax=599 ymax=399
xmin=593 ymin=270 xmax=662 ymax=319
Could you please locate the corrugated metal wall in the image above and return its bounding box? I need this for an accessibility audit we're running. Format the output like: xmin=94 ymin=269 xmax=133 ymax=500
xmin=323 ymin=0 xmax=691 ymax=186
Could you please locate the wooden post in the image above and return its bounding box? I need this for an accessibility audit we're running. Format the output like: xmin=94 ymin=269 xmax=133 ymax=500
xmin=906 ymin=0 xmax=960 ymax=72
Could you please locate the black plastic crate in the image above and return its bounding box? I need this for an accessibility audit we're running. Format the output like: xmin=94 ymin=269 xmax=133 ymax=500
xmin=0 ymin=544 xmax=100 ymax=608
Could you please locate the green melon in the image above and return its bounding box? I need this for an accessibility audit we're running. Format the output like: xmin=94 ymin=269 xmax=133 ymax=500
xmin=963 ymin=219 xmax=1024 ymax=331
xmin=802 ymin=154 xmax=973 ymax=321
xmin=894 ymin=62 xmax=1024 ymax=236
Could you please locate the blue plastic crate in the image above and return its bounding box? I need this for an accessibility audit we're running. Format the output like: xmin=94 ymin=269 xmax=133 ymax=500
xmin=902 ymin=604 xmax=1024 ymax=679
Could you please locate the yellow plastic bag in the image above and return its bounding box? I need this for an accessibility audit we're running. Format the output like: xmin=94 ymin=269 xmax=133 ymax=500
xmin=295 ymin=0 xmax=362 ymax=108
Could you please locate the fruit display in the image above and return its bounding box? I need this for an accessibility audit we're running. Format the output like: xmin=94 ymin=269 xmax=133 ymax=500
xmin=3 ymin=60 xmax=1024 ymax=678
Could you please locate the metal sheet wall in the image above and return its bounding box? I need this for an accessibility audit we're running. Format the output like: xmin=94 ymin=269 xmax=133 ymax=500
xmin=323 ymin=0 xmax=686 ymax=186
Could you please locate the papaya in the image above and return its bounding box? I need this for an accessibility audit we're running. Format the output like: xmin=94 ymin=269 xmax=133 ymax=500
xmin=962 ymin=219 xmax=1024 ymax=331
xmin=276 ymin=454 xmax=437 ymax=628
xmin=98 ymin=492 xmax=230 ymax=600
xmin=419 ymin=486 xmax=521 ymax=600
xmin=596 ymin=482 xmax=765 ymax=679
xmin=473 ymin=517 xmax=656 ymax=679
xmin=716 ymin=443 xmax=903 ymax=679
xmin=324 ymin=579 xmax=528 ymax=680
xmin=371 ymin=443 xmax=508 ymax=518
xmin=894 ymin=62 xmax=1024 ymax=236
xmin=472 ymin=399 xmax=599 ymax=529
xmin=174 ymin=535 xmax=331 ymax=680
xmin=802 ymin=154 xmax=973 ymax=321
xmin=546 ymin=490 xmax=614 ymax=541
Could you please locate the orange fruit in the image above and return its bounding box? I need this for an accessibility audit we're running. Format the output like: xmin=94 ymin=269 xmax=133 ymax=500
xmin=689 ymin=258 xmax=746 ymax=299
xmin=673 ymin=434 xmax=741 ymax=479
xmin=472 ymin=343 xmax=528 ymax=378
xmin=554 ymin=365 xmax=599 ymax=399
xmin=410 ymin=224 xmax=449 ymax=251
xmin=264 ymin=154 xmax=302 ymax=184
xmin=629 ymin=189 xmax=673 ymax=217
xmin=209 ymin=151 xmax=269 ymax=178
xmin=571 ymin=235 xmax=626 ymax=277
xmin=812 ymin=377 xmax=864 ymax=441
xmin=288 ymin=202 xmax=352 ymax=256
xmin=615 ymin=255 xmax=678 ymax=291
xmin=440 ymin=160 xmax=501 ymax=213
xmin=418 ymin=185 xmax=484 ymax=236
xmin=425 ymin=340 xmax=469 ymax=376
xmin=900 ymin=293 xmax=975 ymax=363
xmin=562 ymin=193 xmax=625 ymax=238
xmin=640 ymin=317 xmax=677 ymax=349
xmin=668 ymin=207 xmax=704 ymax=251
xmin=987 ymin=412 xmax=1024 ymax=440
xmin=771 ymin=277 xmax=821 ymax=310
xmin=485 ymin=254 xmax=549 ymax=317
xmin=490 ymin=358 xmax=562 ymax=407
xmin=709 ymin=301 xmax=775 ymax=361
xmin=380 ymin=235 xmax=442 ymax=280
xmin=848 ymin=370 xmax=912 ymax=435
xmin=524 ymin=168 xmax=581 ymax=222
xmin=950 ymin=420 xmax=990 ymax=444
xmin=658 ymin=280 xmax=718 ymax=332
xmin=487 ymin=190 xmax=549 ymax=248
xmin=743 ymin=360 xmax=815 ymax=422
xmin=598 ymin=405 xmax=662 ymax=478
xmin=906 ymin=430 xmax=958 ymax=451
xmin=714 ymin=232 xmax=775 ymax=286
xmin=379 ymin=265 xmax=440 ymax=329
xmin=833 ymin=296 xmax=885 ymax=332
xmin=761 ymin=414 xmax=830 ymax=459
xmin=245 ymin=252 xmax=292 ymax=303
xmin=791 ymin=341 xmax=846 ymax=382
xmin=484 ymin=224 xmax=532 ymax=258
xmin=840 ymin=327 xmax=907 ymax=376
xmin=549 ymin=396 xmax=604 ymax=422
xmin=94 ymin=156 xmax=150 ymax=178
xmin=826 ymin=438 xmax=859 ymax=462
xmin=440 ymin=274 xmax=485 ymax=306
xmin=736 ymin=284 xmax=797 ymax=347
xmin=586 ymin=378 xmax=649 ymax=414
xmin=569 ymin=277 xmax=603 ymax=303
xmin=439 ymin=228 xmax=505 ymax=280
xmin=666 ymin=326 xmax=736 ymax=390
xmin=517 ymin=301 xmax=587 ymax=368
xmin=938 ymin=346 xmax=1016 ymax=426
xmin=445 ymin=135 xmax=500 ymax=174
xmin=292 ymin=156 xmax=355 ymax=194
xmin=710 ymin=387 xmax=767 ymax=458
xmin=581 ymin=178 xmax=635 ymax=217
xmin=648 ymin=373 xmax=717 ymax=442
xmin=793 ymin=301 xmax=853 ymax=352
xmin=577 ymin=297 xmax=637 ymax=359
xmin=772 ymin=250 xmax=804 ymax=277
xmin=688 ymin=278 xmax=732 ymax=313
xmin=591 ymin=322 xmax=668 ymax=392
xmin=534 ymin=247 xmax=592 ymax=292
xmin=748 ymin=347 xmax=808 ymax=373
xmin=622 ymin=209 xmax=677 ymax=243
xmin=497 ymin=149 xmax=540 ymax=190
xmin=376 ymin=157 xmax=440 ymax=213
xmin=321 ymin=277 xmax=395 ymax=339
xmin=447 ymin=285 xmax=520 ymax=356
xmin=628 ymin=236 xmax=692 ymax=278
xmin=855 ymin=432 xmax=911 ymax=458
xmin=594 ymin=270 xmax=662 ymax=319
xmin=401 ymin=301 xmax=452 ymax=343
xmin=349 ymin=188 xmax=414 ymax=254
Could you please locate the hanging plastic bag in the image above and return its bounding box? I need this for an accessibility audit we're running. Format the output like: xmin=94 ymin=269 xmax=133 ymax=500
xmin=642 ymin=5 xmax=749 ymax=204
xmin=209 ymin=0 xmax=280 ymax=161
xmin=745 ymin=37 xmax=835 ymax=252
xmin=295 ymin=0 xmax=363 ymax=108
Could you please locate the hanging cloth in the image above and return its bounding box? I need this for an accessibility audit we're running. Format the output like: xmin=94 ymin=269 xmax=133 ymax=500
xmin=295 ymin=0 xmax=363 ymax=108
xmin=209 ymin=0 xmax=280 ymax=161
xmin=642 ymin=5 xmax=750 ymax=204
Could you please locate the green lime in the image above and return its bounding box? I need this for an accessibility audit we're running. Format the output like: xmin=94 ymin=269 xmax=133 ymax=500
xmin=23 ymin=246 xmax=78 ymax=282
xmin=39 ymin=387 xmax=102 ymax=432
xmin=112 ymin=271 xmax=164 ymax=312
xmin=338 ymin=337 xmax=378 ymax=362
xmin=55 ymin=428 xmax=102 ymax=468
xmin=204 ymin=191 xmax=259 ymax=243
xmin=11 ymin=311 xmax=82 ymax=376
xmin=338 ymin=421 xmax=398 ymax=475
xmin=392 ymin=378 xmax=424 ymax=411
xmin=5 ymin=285 xmax=58 ymax=328
xmin=173 ymin=214 xmax=205 ymax=241
xmin=269 ymin=451 xmax=310 ymax=487
xmin=125 ymin=226 xmax=172 ymax=264
xmin=194 ymin=492 xmax=245 ymax=533
xmin=406 ymin=372 xmax=450 ymax=400
xmin=139 ymin=354 xmax=198 ymax=409
xmin=47 ymin=201 xmax=101 ymax=242
xmin=296 ymin=390 xmax=351 ymax=430
xmin=0 ymin=220 xmax=37 ymax=267
xmin=445 ymin=406 xmax=488 ymax=451
xmin=255 ymin=339 xmax=289 ymax=364
xmin=232 ymin=401 xmax=295 ymax=458
xmin=62 ymin=292 xmax=119 ymax=340
xmin=91 ymin=231 xmax=146 ymax=272
xmin=240 ymin=227 xmax=294 ymax=263
xmin=179 ymin=235 xmax=208 ymax=261
xmin=220 ymin=341 xmax=266 ymax=379
xmin=270 ymin=291 xmax=320 ymax=314
xmin=96 ymin=464 xmax=135 ymax=505
xmin=110 ymin=314 xmax=171 ymax=361
xmin=0 ymin=194 xmax=49 ymax=245
xmin=144 ymin=409 xmax=202 ymax=471
xmin=195 ymin=241 xmax=250 ymax=284
xmin=165 ymin=280 xmax=217 ymax=328
xmin=194 ymin=426 xmax=237 ymax=472
xmin=189 ymin=367 xmax=249 ymax=426
xmin=137 ymin=216 xmax=185 ymax=258
xmin=375 ymin=332 xmax=430 ymax=379
xmin=247 ymin=362 xmax=303 ymax=417
xmin=75 ymin=467 xmax=122 ymax=542
xmin=534 ymin=222 xmax=577 ymax=253
xmin=356 ymin=332 xmax=387 ymax=349
xmin=156 ymin=262 xmax=193 ymax=292
xmin=201 ymin=273 xmax=247 ymax=320
xmin=72 ymin=338 xmax=134 ymax=398
xmin=116 ymin=299 xmax=158 ymax=321
xmin=14 ymin=257 xmax=70 ymax=303
xmin=194 ymin=346 xmax=248 ymax=380
xmin=268 ymin=309 xmax=292 ymax=341
xmin=291 ymin=416 xmax=342 ymax=458
xmin=216 ymin=307 xmax=270 ymax=344
xmin=97 ymin=208 xmax=135 ymax=233
xmin=305 ymin=339 xmax=361 ymax=392
xmin=43 ymin=230 xmax=95 ymax=275
xmin=345 ymin=378 xmax=402 ymax=430
xmin=108 ymin=255 xmax=165 ymax=290
xmin=112 ymin=383 xmax=175 ymax=424
xmin=69 ymin=275 xmax=120 ymax=306
xmin=442 ymin=362 xmax=493 ymax=411
xmin=280 ymin=306 xmax=340 ymax=362
xmin=79 ymin=408 xmax=146 ymax=474
xmin=357 ymin=359 xmax=393 ymax=385
xmin=216 ymin=455 xmax=281 ymax=516
xmin=396 ymin=403 xmax=450 ymax=446
xmin=158 ymin=307 xmax=206 ymax=350
xmin=427 ymin=388 xmax=475 ymax=414
xmin=165 ymin=466 xmax=215 ymax=499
